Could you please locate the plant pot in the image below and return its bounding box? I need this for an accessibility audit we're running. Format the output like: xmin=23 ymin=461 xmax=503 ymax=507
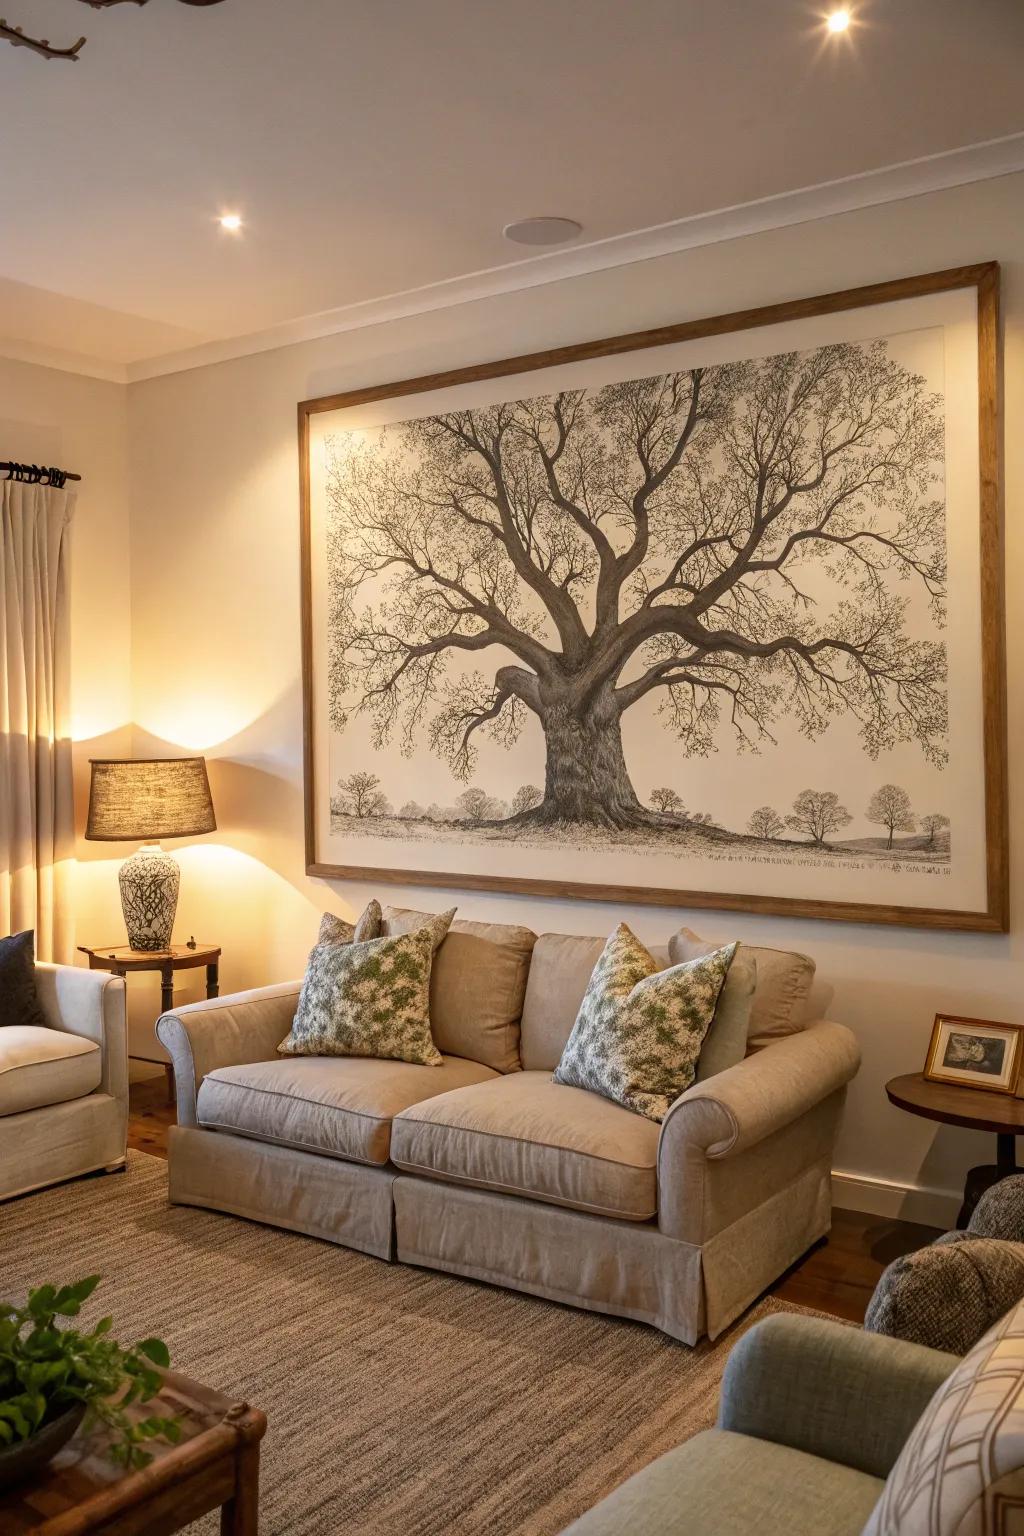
xmin=0 ymin=1403 xmax=87 ymax=1490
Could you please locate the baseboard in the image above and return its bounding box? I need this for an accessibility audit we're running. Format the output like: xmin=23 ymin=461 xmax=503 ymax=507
xmin=832 ymin=1170 xmax=960 ymax=1229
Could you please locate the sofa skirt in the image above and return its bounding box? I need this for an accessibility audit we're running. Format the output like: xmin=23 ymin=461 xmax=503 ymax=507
xmin=0 ymin=1092 xmax=125 ymax=1201
xmin=167 ymin=1126 xmax=396 ymax=1259
xmin=394 ymin=1175 xmax=706 ymax=1345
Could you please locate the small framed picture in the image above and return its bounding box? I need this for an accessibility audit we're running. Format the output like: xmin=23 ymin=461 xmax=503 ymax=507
xmin=925 ymin=1015 xmax=1024 ymax=1095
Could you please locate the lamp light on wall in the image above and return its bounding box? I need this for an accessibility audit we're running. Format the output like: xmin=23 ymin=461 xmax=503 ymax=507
xmin=85 ymin=758 xmax=216 ymax=952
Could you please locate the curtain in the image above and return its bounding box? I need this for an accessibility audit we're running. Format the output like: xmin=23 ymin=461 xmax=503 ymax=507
xmin=0 ymin=480 xmax=75 ymax=961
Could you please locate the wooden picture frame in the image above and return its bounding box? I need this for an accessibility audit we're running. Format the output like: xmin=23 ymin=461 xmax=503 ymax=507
xmin=925 ymin=1013 xmax=1024 ymax=1096
xmin=299 ymin=263 xmax=1006 ymax=931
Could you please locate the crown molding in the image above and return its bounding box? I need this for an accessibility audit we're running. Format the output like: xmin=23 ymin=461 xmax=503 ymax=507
xmin=3 ymin=132 xmax=1022 ymax=387
xmin=125 ymin=132 xmax=1024 ymax=383
xmin=0 ymin=333 xmax=128 ymax=384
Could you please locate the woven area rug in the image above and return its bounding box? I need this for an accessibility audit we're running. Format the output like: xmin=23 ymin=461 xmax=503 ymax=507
xmin=4 ymin=1152 xmax=826 ymax=1535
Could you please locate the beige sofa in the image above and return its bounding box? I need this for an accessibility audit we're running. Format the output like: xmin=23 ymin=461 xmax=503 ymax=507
xmin=0 ymin=962 xmax=128 ymax=1201
xmin=158 ymin=920 xmax=860 ymax=1344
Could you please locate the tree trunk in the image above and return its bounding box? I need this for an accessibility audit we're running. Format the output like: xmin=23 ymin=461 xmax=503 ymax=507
xmin=526 ymin=681 xmax=650 ymax=828
xmin=886 ymin=825 xmax=894 ymax=849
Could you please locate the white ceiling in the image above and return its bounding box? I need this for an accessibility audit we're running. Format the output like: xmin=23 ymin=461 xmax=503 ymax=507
xmin=2 ymin=0 xmax=1023 ymax=377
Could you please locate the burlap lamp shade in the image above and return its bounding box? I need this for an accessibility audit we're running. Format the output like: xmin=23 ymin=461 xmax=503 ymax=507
xmin=86 ymin=759 xmax=216 ymax=951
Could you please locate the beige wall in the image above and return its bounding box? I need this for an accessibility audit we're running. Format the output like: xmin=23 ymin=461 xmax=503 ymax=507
xmin=120 ymin=169 xmax=1022 ymax=1217
xmin=0 ymin=356 xmax=131 ymax=952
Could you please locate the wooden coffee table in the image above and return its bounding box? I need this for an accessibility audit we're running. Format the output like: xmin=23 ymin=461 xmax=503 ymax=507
xmin=886 ymin=1071 xmax=1024 ymax=1227
xmin=0 ymin=1369 xmax=266 ymax=1534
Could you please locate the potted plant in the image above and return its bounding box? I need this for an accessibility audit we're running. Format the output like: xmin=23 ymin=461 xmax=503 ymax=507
xmin=0 ymin=1276 xmax=180 ymax=1488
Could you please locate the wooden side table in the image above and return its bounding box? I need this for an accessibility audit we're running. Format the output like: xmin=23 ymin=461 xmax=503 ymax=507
xmin=0 ymin=1368 xmax=266 ymax=1535
xmin=886 ymin=1072 xmax=1024 ymax=1226
xmin=78 ymin=945 xmax=221 ymax=1099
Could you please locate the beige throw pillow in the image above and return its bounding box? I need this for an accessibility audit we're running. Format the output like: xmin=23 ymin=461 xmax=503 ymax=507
xmin=671 ymin=937 xmax=757 ymax=1082
xmin=553 ymin=923 xmax=736 ymax=1121
xmin=279 ymin=926 xmax=441 ymax=1066
xmin=670 ymin=927 xmax=815 ymax=1047
xmin=381 ymin=904 xmax=457 ymax=953
xmin=429 ymin=920 xmax=536 ymax=1073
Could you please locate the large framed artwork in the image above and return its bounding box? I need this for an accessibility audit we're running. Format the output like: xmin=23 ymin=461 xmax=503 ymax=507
xmin=299 ymin=264 xmax=1006 ymax=931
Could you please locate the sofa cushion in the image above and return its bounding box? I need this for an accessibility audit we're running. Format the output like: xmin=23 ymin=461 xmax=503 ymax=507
xmin=427 ymin=919 xmax=536 ymax=1073
xmin=520 ymin=933 xmax=607 ymax=1071
xmin=196 ymin=1054 xmax=499 ymax=1166
xmin=679 ymin=939 xmax=757 ymax=1082
xmin=670 ymin=927 xmax=815 ymax=1047
xmin=381 ymin=904 xmax=457 ymax=952
xmin=391 ymin=1070 xmax=659 ymax=1220
xmin=553 ymin=924 xmax=737 ymax=1121
xmin=279 ymin=925 xmax=442 ymax=1066
xmin=0 ymin=1026 xmax=102 ymax=1118
xmin=562 ymin=1429 xmax=882 ymax=1536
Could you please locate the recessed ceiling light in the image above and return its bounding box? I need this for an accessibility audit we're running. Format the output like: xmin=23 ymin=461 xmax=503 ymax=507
xmin=503 ymin=216 xmax=583 ymax=248
xmin=826 ymin=9 xmax=851 ymax=32
xmin=219 ymin=213 xmax=243 ymax=232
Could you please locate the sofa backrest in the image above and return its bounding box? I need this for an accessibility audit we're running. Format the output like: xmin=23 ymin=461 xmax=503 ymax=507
xmin=431 ymin=919 xmax=537 ymax=1073
xmin=519 ymin=929 xmax=817 ymax=1072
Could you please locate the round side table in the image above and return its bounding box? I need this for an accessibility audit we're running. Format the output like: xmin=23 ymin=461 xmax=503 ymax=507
xmin=886 ymin=1072 xmax=1024 ymax=1227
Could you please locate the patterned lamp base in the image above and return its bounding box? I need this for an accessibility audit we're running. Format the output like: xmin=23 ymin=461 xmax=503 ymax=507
xmin=118 ymin=844 xmax=180 ymax=951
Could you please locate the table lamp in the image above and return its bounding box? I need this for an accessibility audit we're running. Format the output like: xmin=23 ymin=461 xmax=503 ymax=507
xmin=85 ymin=758 xmax=217 ymax=952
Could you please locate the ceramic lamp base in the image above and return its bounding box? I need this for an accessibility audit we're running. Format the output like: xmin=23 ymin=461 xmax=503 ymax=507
xmin=118 ymin=843 xmax=180 ymax=951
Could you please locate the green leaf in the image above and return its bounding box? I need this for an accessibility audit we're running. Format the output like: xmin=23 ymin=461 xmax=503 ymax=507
xmin=135 ymin=1338 xmax=170 ymax=1369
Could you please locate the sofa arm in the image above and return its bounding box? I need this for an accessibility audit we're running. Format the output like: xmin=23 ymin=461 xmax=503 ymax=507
xmin=719 ymin=1314 xmax=957 ymax=1479
xmin=657 ymin=1021 xmax=860 ymax=1241
xmin=33 ymin=962 xmax=128 ymax=1107
xmin=156 ymin=982 xmax=301 ymax=1127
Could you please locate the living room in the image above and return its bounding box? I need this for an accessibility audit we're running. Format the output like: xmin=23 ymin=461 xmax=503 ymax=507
xmin=2 ymin=2 xmax=1024 ymax=1531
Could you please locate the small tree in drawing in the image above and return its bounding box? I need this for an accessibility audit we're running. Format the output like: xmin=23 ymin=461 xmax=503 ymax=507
xmin=336 ymin=771 xmax=390 ymax=818
xmin=650 ymin=787 xmax=684 ymax=815
xmin=786 ymin=789 xmax=852 ymax=847
xmin=866 ymin=784 xmax=915 ymax=850
xmin=455 ymin=787 xmax=501 ymax=823
xmin=399 ymin=800 xmax=424 ymax=819
xmin=510 ymin=784 xmax=543 ymax=817
xmin=747 ymin=806 xmax=784 ymax=840
xmin=920 ymin=812 xmax=950 ymax=848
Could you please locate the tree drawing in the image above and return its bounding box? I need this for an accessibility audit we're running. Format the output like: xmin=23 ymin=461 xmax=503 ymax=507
xmin=866 ymin=783 xmax=915 ymax=849
xmin=327 ymin=338 xmax=946 ymax=831
xmin=510 ymin=784 xmax=543 ymax=817
xmin=920 ymin=812 xmax=950 ymax=848
xmin=650 ymin=787 xmax=684 ymax=815
xmin=747 ymin=806 xmax=784 ymax=839
xmin=786 ymin=789 xmax=852 ymax=846
xmin=455 ymin=786 xmax=503 ymax=822
xmin=336 ymin=771 xmax=390 ymax=818
xmin=399 ymin=799 xmax=424 ymax=819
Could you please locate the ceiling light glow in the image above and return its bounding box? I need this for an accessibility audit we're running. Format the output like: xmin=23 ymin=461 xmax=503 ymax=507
xmin=219 ymin=213 xmax=243 ymax=232
xmin=826 ymin=9 xmax=851 ymax=32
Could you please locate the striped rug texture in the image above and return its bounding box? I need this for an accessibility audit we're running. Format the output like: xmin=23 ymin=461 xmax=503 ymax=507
xmin=3 ymin=1152 xmax=822 ymax=1535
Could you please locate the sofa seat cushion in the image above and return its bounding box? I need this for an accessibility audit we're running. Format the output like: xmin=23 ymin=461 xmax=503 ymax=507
xmin=390 ymin=1070 xmax=659 ymax=1220
xmin=562 ymin=1429 xmax=883 ymax=1536
xmin=0 ymin=1026 xmax=102 ymax=1118
xmin=196 ymin=1054 xmax=498 ymax=1166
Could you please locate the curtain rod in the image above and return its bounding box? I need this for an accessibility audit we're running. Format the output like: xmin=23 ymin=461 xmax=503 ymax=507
xmin=0 ymin=461 xmax=81 ymax=488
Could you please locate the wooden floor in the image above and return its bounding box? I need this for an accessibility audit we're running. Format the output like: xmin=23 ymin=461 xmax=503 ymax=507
xmin=128 ymin=1075 xmax=939 ymax=1325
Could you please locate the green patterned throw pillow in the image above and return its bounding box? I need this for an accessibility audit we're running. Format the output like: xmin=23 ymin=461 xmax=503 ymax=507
xmin=553 ymin=924 xmax=737 ymax=1121
xmin=279 ymin=924 xmax=442 ymax=1066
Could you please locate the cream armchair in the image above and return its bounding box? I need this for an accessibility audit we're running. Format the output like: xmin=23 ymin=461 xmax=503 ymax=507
xmin=0 ymin=963 xmax=128 ymax=1201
